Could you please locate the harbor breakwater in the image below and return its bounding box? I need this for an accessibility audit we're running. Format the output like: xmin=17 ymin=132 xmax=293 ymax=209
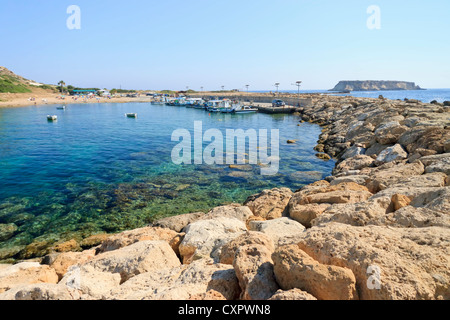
xmin=0 ymin=95 xmax=449 ymax=300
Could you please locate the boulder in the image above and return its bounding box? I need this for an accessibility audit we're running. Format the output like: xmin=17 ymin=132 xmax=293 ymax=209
xmin=374 ymin=122 xmax=408 ymax=145
xmin=334 ymin=155 xmax=375 ymax=174
xmin=341 ymin=146 xmax=367 ymax=159
xmin=346 ymin=121 xmax=375 ymax=142
xmin=203 ymin=204 xmax=254 ymax=223
xmin=376 ymin=144 xmax=408 ymax=163
xmin=381 ymin=206 xmax=450 ymax=228
xmin=107 ymin=260 xmax=239 ymax=300
xmin=289 ymin=182 xmax=373 ymax=210
xmin=329 ymin=175 xmax=370 ymax=186
xmin=48 ymin=250 xmax=96 ymax=280
xmin=96 ymin=226 xmax=182 ymax=255
xmin=272 ymin=245 xmax=357 ymax=300
xmin=60 ymin=265 xmax=121 ymax=299
xmin=244 ymin=188 xmax=293 ymax=220
xmin=0 ymin=262 xmax=59 ymax=294
xmin=399 ymin=126 xmax=450 ymax=154
xmin=179 ymin=217 xmax=247 ymax=264
xmin=51 ymin=239 xmax=81 ymax=253
xmin=365 ymin=162 xmax=425 ymax=193
xmin=365 ymin=143 xmax=393 ymax=157
xmin=248 ymin=218 xmax=305 ymax=246
xmin=421 ymin=154 xmax=450 ymax=175
xmin=233 ymin=244 xmax=279 ymax=300
xmin=391 ymin=194 xmax=412 ymax=211
xmin=153 ymin=212 xmax=205 ymax=232
xmin=289 ymin=203 xmax=331 ymax=228
xmin=297 ymin=223 xmax=450 ymax=300
xmin=83 ymin=240 xmax=181 ymax=283
xmin=269 ymin=289 xmax=317 ymax=300
xmin=219 ymin=231 xmax=275 ymax=265
xmin=0 ymin=284 xmax=80 ymax=300
xmin=80 ymin=233 xmax=111 ymax=249
xmin=311 ymin=198 xmax=391 ymax=227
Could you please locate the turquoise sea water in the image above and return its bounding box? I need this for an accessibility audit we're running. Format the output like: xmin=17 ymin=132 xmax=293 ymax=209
xmin=0 ymin=102 xmax=334 ymax=259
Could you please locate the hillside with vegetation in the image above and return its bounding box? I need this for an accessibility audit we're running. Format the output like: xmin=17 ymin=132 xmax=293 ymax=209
xmin=0 ymin=66 xmax=57 ymax=94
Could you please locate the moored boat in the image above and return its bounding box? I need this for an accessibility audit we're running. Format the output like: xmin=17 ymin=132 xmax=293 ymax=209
xmin=47 ymin=115 xmax=57 ymax=121
xmin=126 ymin=113 xmax=138 ymax=118
xmin=233 ymin=105 xmax=258 ymax=114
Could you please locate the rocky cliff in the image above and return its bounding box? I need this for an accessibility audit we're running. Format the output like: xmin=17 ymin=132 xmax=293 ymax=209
xmin=331 ymin=81 xmax=423 ymax=92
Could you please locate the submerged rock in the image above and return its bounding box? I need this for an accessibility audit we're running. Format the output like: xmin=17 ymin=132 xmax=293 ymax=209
xmin=0 ymin=224 xmax=17 ymax=241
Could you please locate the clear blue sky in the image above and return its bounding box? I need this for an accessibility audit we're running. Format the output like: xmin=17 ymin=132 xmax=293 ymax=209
xmin=1 ymin=0 xmax=449 ymax=90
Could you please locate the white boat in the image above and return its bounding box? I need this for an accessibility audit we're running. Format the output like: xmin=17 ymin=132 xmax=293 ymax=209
xmin=126 ymin=113 xmax=138 ymax=118
xmin=186 ymin=98 xmax=204 ymax=108
xmin=207 ymin=100 xmax=231 ymax=112
xmin=47 ymin=115 xmax=57 ymax=121
xmin=233 ymin=105 xmax=258 ymax=114
xmin=221 ymin=101 xmax=241 ymax=113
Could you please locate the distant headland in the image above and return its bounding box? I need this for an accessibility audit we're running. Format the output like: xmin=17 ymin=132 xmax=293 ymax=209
xmin=330 ymin=80 xmax=424 ymax=92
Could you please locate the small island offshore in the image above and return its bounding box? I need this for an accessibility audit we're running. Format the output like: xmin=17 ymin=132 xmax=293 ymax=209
xmin=331 ymin=80 xmax=423 ymax=92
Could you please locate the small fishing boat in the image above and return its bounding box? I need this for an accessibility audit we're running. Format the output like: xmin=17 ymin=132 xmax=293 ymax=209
xmin=221 ymin=101 xmax=241 ymax=113
xmin=207 ymin=100 xmax=232 ymax=112
xmin=56 ymin=106 xmax=66 ymax=110
xmin=47 ymin=115 xmax=58 ymax=121
xmin=233 ymin=105 xmax=258 ymax=114
xmin=126 ymin=113 xmax=138 ymax=118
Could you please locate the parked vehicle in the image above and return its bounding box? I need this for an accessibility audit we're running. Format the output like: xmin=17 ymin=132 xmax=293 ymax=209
xmin=272 ymin=99 xmax=286 ymax=107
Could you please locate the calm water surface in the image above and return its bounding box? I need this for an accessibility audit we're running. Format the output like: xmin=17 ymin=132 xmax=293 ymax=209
xmin=0 ymin=102 xmax=334 ymax=259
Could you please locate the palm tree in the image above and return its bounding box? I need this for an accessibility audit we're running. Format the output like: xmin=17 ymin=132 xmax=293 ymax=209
xmin=58 ymin=81 xmax=66 ymax=94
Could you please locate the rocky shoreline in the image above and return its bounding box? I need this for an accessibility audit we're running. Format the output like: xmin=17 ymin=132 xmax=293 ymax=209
xmin=0 ymin=95 xmax=449 ymax=300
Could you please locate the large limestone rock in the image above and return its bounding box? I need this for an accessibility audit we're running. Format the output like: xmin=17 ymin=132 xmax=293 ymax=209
xmin=420 ymin=154 xmax=450 ymax=175
xmin=179 ymin=217 xmax=247 ymax=264
xmin=248 ymin=218 xmax=305 ymax=246
xmin=272 ymin=245 xmax=357 ymax=300
xmin=376 ymin=144 xmax=408 ymax=163
xmin=0 ymin=262 xmax=59 ymax=294
xmin=233 ymin=244 xmax=279 ymax=300
xmin=83 ymin=240 xmax=181 ymax=283
xmin=401 ymin=127 xmax=450 ymax=154
xmin=289 ymin=182 xmax=373 ymax=222
xmin=107 ymin=260 xmax=240 ymax=300
xmin=311 ymin=198 xmax=390 ymax=227
xmin=60 ymin=265 xmax=121 ymax=300
xmin=269 ymin=289 xmax=317 ymax=300
xmin=334 ymin=155 xmax=375 ymax=174
xmin=0 ymin=284 xmax=80 ymax=300
xmin=153 ymin=212 xmax=205 ymax=232
xmin=289 ymin=203 xmax=331 ymax=228
xmin=374 ymin=122 xmax=408 ymax=145
xmin=203 ymin=204 xmax=254 ymax=222
xmin=381 ymin=206 xmax=450 ymax=228
xmin=244 ymin=188 xmax=293 ymax=220
xmin=297 ymin=223 xmax=450 ymax=300
xmin=365 ymin=162 xmax=425 ymax=193
xmin=96 ymin=226 xmax=182 ymax=256
xmin=48 ymin=250 xmax=96 ymax=280
xmin=219 ymin=231 xmax=275 ymax=265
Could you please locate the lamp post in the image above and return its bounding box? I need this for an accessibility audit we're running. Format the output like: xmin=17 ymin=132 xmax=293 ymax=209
xmin=274 ymin=83 xmax=280 ymax=95
xmin=245 ymin=85 xmax=249 ymax=94
xmin=292 ymin=81 xmax=302 ymax=107
xmin=221 ymin=86 xmax=225 ymax=91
